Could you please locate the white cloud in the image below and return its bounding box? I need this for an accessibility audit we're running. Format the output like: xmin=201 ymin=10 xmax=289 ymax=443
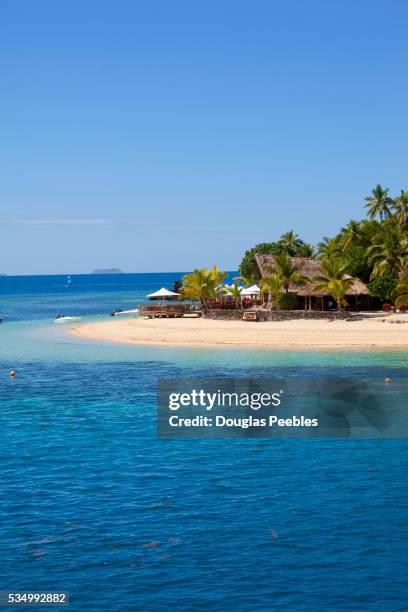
xmin=9 ymin=219 xmax=111 ymax=225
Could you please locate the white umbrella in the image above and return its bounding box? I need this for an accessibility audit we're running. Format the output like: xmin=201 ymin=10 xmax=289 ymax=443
xmin=146 ymin=287 xmax=180 ymax=301
xmin=241 ymin=284 xmax=260 ymax=296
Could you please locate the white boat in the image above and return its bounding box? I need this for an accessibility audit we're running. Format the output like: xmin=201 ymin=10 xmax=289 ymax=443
xmin=111 ymin=308 xmax=139 ymax=317
xmin=54 ymin=315 xmax=82 ymax=323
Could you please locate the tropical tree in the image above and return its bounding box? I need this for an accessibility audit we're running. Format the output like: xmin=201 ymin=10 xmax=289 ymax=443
xmin=395 ymin=268 xmax=408 ymax=308
xmin=238 ymin=234 xmax=309 ymax=278
xmin=229 ymin=283 xmax=243 ymax=308
xmin=343 ymin=245 xmax=372 ymax=283
xmin=364 ymin=184 xmax=392 ymax=224
xmin=359 ymin=219 xmax=382 ymax=245
xmin=392 ymin=190 xmax=408 ymax=228
xmin=298 ymin=242 xmax=317 ymax=258
xmin=279 ymin=230 xmax=304 ymax=256
xmin=317 ymin=236 xmax=340 ymax=260
xmin=338 ymin=220 xmax=363 ymax=249
xmin=260 ymin=273 xmax=283 ymax=305
xmin=368 ymin=275 xmax=397 ymax=303
xmin=239 ymin=241 xmax=284 ymax=278
xmin=181 ymin=266 xmax=227 ymax=308
xmin=313 ymin=260 xmax=353 ymax=310
xmin=209 ymin=265 xmax=226 ymax=286
xmin=233 ymin=273 xmax=257 ymax=286
xmin=368 ymin=226 xmax=407 ymax=278
xmin=268 ymin=253 xmax=306 ymax=294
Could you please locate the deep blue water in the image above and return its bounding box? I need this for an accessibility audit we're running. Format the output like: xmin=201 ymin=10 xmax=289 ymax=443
xmin=0 ymin=273 xmax=199 ymax=321
xmin=0 ymin=275 xmax=407 ymax=611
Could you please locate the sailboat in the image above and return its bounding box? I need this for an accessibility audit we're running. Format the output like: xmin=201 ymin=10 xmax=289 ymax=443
xmin=64 ymin=275 xmax=72 ymax=288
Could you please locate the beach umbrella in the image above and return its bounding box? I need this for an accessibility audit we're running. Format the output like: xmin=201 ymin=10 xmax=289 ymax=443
xmin=241 ymin=284 xmax=260 ymax=296
xmin=146 ymin=287 xmax=181 ymax=301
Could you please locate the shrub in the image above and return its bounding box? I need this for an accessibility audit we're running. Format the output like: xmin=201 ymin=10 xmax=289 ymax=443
xmin=275 ymin=293 xmax=296 ymax=310
xmin=368 ymin=276 xmax=396 ymax=302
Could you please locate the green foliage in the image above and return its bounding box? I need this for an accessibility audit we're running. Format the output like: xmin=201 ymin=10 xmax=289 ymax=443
xmin=239 ymin=231 xmax=315 ymax=278
xmin=358 ymin=219 xmax=382 ymax=247
xmin=233 ymin=273 xmax=257 ymax=286
xmin=279 ymin=231 xmax=303 ymax=256
xmin=239 ymin=242 xmax=284 ymax=278
xmin=237 ymin=185 xmax=408 ymax=310
xmin=338 ymin=220 xmax=364 ymax=249
xmin=343 ymin=245 xmax=372 ymax=283
xmin=367 ymin=276 xmax=397 ymax=302
xmin=182 ymin=266 xmax=227 ymax=307
xmin=268 ymin=253 xmax=307 ymax=293
xmin=368 ymin=225 xmax=407 ymax=278
xmin=364 ymin=184 xmax=392 ymax=223
xmin=298 ymin=242 xmax=316 ymax=258
xmin=229 ymin=283 xmax=243 ymax=306
xmin=395 ymin=270 xmax=408 ymax=307
xmin=275 ymin=293 xmax=296 ymax=310
xmin=392 ymin=190 xmax=408 ymax=227
xmin=317 ymin=236 xmax=341 ymax=260
xmin=313 ymin=260 xmax=353 ymax=310
xmin=260 ymin=272 xmax=283 ymax=302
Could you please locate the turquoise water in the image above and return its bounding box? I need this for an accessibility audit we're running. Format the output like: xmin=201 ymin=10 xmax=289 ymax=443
xmin=1 ymin=275 xmax=408 ymax=610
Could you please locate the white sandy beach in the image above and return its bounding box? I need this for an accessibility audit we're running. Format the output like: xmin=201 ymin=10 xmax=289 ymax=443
xmin=70 ymin=313 xmax=408 ymax=349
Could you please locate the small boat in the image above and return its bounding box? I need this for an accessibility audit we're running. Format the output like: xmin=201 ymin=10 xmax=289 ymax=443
xmin=64 ymin=275 xmax=72 ymax=288
xmin=111 ymin=308 xmax=139 ymax=317
xmin=54 ymin=314 xmax=81 ymax=323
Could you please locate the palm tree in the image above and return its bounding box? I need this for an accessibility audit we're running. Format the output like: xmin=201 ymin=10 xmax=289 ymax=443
xmin=317 ymin=236 xmax=340 ymax=260
xmin=208 ymin=265 xmax=226 ymax=286
xmin=368 ymin=226 xmax=407 ymax=278
xmin=279 ymin=230 xmax=303 ymax=256
xmin=229 ymin=283 xmax=243 ymax=308
xmin=233 ymin=273 xmax=257 ymax=286
xmin=359 ymin=219 xmax=382 ymax=245
xmin=313 ymin=260 xmax=353 ymax=310
xmin=339 ymin=220 xmax=363 ymax=249
xmin=392 ymin=190 xmax=408 ymax=228
xmin=181 ymin=266 xmax=227 ymax=308
xmin=364 ymin=184 xmax=392 ymax=224
xmin=297 ymin=243 xmax=316 ymax=258
xmin=395 ymin=267 xmax=408 ymax=308
xmin=181 ymin=269 xmax=210 ymax=307
xmin=268 ymin=253 xmax=306 ymax=294
xmin=260 ymin=273 xmax=283 ymax=305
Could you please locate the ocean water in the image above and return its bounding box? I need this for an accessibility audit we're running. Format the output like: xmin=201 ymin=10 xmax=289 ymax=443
xmin=0 ymin=274 xmax=407 ymax=611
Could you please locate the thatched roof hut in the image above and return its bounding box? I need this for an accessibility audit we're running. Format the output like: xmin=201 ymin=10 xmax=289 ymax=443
xmin=255 ymin=255 xmax=369 ymax=297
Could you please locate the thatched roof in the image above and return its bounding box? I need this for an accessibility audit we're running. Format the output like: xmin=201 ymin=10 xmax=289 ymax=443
xmin=255 ymin=255 xmax=369 ymax=296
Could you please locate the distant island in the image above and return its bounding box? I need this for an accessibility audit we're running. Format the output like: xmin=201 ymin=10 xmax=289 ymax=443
xmin=91 ymin=268 xmax=125 ymax=274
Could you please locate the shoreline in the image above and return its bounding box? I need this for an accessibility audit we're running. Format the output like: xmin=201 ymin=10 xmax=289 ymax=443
xmin=70 ymin=314 xmax=408 ymax=350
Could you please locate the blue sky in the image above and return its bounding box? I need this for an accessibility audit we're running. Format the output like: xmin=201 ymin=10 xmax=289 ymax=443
xmin=1 ymin=0 xmax=408 ymax=274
